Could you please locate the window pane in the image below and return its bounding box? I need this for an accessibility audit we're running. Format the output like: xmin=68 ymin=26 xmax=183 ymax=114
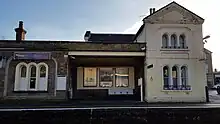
xmin=171 ymin=34 xmax=177 ymax=47
xmin=20 ymin=66 xmax=26 ymax=77
xmin=99 ymin=68 xmax=113 ymax=87
xmin=30 ymin=77 xmax=36 ymax=89
xmin=40 ymin=65 xmax=46 ymax=77
xmin=115 ymin=68 xmax=129 ymax=87
xmin=172 ymin=66 xmax=178 ymax=88
xmin=181 ymin=66 xmax=188 ymax=86
xmin=162 ymin=34 xmax=168 ymax=47
xmin=163 ymin=66 xmax=169 ymax=88
xmin=84 ymin=68 xmax=97 ymax=87
xmin=179 ymin=35 xmax=185 ymax=48
xmin=163 ymin=66 xmax=169 ymax=77
xmin=30 ymin=66 xmax=36 ymax=77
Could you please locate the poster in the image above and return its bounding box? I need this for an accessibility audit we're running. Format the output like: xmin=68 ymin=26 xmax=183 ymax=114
xmin=84 ymin=68 xmax=97 ymax=87
xmin=99 ymin=68 xmax=113 ymax=87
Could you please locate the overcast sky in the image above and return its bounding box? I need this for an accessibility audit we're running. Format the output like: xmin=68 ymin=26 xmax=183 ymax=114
xmin=0 ymin=0 xmax=218 ymax=69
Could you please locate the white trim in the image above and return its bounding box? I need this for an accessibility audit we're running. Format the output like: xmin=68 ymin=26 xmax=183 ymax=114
xmin=14 ymin=62 xmax=28 ymax=91
xmin=14 ymin=62 xmax=50 ymax=91
xmin=68 ymin=51 xmax=145 ymax=56
xmin=27 ymin=63 xmax=38 ymax=90
xmin=37 ymin=62 xmax=49 ymax=91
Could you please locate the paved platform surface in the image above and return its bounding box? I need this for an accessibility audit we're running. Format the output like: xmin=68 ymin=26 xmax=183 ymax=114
xmin=209 ymin=89 xmax=220 ymax=103
xmin=0 ymin=90 xmax=219 ymax=111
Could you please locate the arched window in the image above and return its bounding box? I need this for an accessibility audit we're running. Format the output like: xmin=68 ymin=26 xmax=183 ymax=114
xmin=20 ymin=65 xmax=27 ymax=78
xmin=171 ymin=34 xmax=177 ymax=48
xmin=29 ymin=65 xmax=37 ymax=89
xmin=163 ymin=66 xmax=169 ymax=89
xmin=172 ymin=66 xmax=178 ymax=89
xmin=179 ymin=34 xmax=186 ymax=48
xmin=39 ymin=65 xmax=46 ymax=77
xmin=14 ymin=62 xmax=28 ymax=91
xmin=38 ymin=63 xmax=49 ymax=91
xmin=162 ymin=34 xmax=169 ymax=48
xmin=181 ymin=66 xmax=188 ymax=88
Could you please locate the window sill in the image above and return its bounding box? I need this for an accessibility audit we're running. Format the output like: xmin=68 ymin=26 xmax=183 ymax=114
xmin=162 ymin=87 xmax=192 ymax=92
xmin=161 ymin=89 xmax=192 ymax=92
xmin=160 ymin=48 xmax=189 ymax=51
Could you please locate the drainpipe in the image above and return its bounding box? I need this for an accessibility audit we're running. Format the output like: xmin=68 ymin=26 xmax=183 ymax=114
xmin=144 ymin=23 xmax=148 ymax=102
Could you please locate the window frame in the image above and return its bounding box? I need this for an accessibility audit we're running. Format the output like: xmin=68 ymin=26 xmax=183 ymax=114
xmin=181 ymin=66 xmax=188 ymax=88
xmin=115 ymin=67 xmax=129 ymax=88
xmin=14 ymin=62 xmax=49 ymax=91
xmin=99 ymin=68 xmax=114 ymax=88
xmin=171 ymin=34 xmax=177 ymax=48
xmin=163 ymin=65 xmax=170 ymax=89
xmin=28 ymin=63 xmax=38 ymax=90
xmin=179 ymin=34 xmax=186 ymax=49
xmin=83 ymin=67 xmax=98 ymax=87
xmin=172 ymin=66 xmax=178 ymax=89
xmin=162 ymin=34 xmax=169 ymax=48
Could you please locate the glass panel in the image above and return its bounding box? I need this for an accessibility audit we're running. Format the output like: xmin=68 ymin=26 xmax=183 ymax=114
xmin=171 ymin=34 xmax=177 ymax=48
xmin=30 ymin=77 xmax=36 ymax=89
xmin=99 ymin=68 xmax=113 ymax=87
xmin=162 ymin=34 xmax=168 ymax=47
xmin=40 ymin=65 xmax=46 ymax=77
xmin=179 ymin=35 xmax=185 ymax=48
xmin=163 ymin=66 xmax=169 ymax=88
xmin=20 ymin=66 xmax=26 ymax=77
xmin=84 ymin=68 xmax=97 ymax=87
xmin=115 ymin=68 xmax=129 ymax=87
xmin=30 ymin=66 xmax=36 ymax=77
xmin=181 ymin=66 xmax=187 ymax=86
xmin=30 ymin=66 xmax=36 ymax=89
xmin=172 ymin=66 xmax=178 ymax=88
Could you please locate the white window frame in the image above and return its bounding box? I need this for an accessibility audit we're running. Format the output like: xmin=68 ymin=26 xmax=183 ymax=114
xmin=14 ymin=62 xmax=28 ymax=91
xmin=37 ymin=62 xmax=49 ymax=91
xmin=14 ymin=62 xmax=49 ymax=91
xmin=162 ymin=64 xmax=190 ymax=91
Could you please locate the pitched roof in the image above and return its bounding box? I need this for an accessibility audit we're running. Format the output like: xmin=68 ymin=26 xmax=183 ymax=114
xmin=84 ymin=31 xmax=135 ymax=43
xmin=204 ymin=48 xmax=212 ymax=54
xmin=143 ymin=1 xmax=204 ymax=22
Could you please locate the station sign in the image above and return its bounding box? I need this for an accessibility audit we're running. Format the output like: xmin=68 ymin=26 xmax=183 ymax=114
xmin=14 ymin=52 xmax=51 ymax=60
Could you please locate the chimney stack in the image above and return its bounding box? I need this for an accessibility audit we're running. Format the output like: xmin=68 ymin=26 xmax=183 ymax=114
xmin=14 ymin=21 xmax=27 ymax=41
xmin=150 ymin=8 xmax=156 ymax=15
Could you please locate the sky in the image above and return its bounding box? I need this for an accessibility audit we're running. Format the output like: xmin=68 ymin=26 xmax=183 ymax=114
xmin=0 ymin=0 xmax=219 ymax=69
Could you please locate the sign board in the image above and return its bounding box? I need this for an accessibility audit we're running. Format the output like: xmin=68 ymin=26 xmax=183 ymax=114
xmin=147 ymin=64 xmax=153 ymax=69
xmin=57 ymin=76 xmax=67 ymax=90
xmin=14 ymin=52 xmax=51 ymax=60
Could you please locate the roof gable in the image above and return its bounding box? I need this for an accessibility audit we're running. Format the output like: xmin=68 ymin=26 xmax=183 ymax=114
xmin=143 ymin=1 xmax=204 ymax=24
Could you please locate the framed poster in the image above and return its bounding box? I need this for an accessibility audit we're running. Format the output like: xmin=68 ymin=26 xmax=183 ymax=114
xmin=99 ymin=68 xmax=113 ymax=87
xmin=83 ymin=68 xmax=97 ymax=87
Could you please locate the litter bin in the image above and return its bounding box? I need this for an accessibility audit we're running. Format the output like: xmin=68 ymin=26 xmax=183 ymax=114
xmin=217 ymin=86 xmax=220 ymax=95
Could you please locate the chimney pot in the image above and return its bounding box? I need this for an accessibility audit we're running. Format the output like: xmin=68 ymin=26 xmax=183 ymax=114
xmin=152 ymin=8 xmax=156 ymax=13
xmin=150 ymin=8 xmax=153 ymax=15
xmin=19 ymin=21 xmax=23 ymax=28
